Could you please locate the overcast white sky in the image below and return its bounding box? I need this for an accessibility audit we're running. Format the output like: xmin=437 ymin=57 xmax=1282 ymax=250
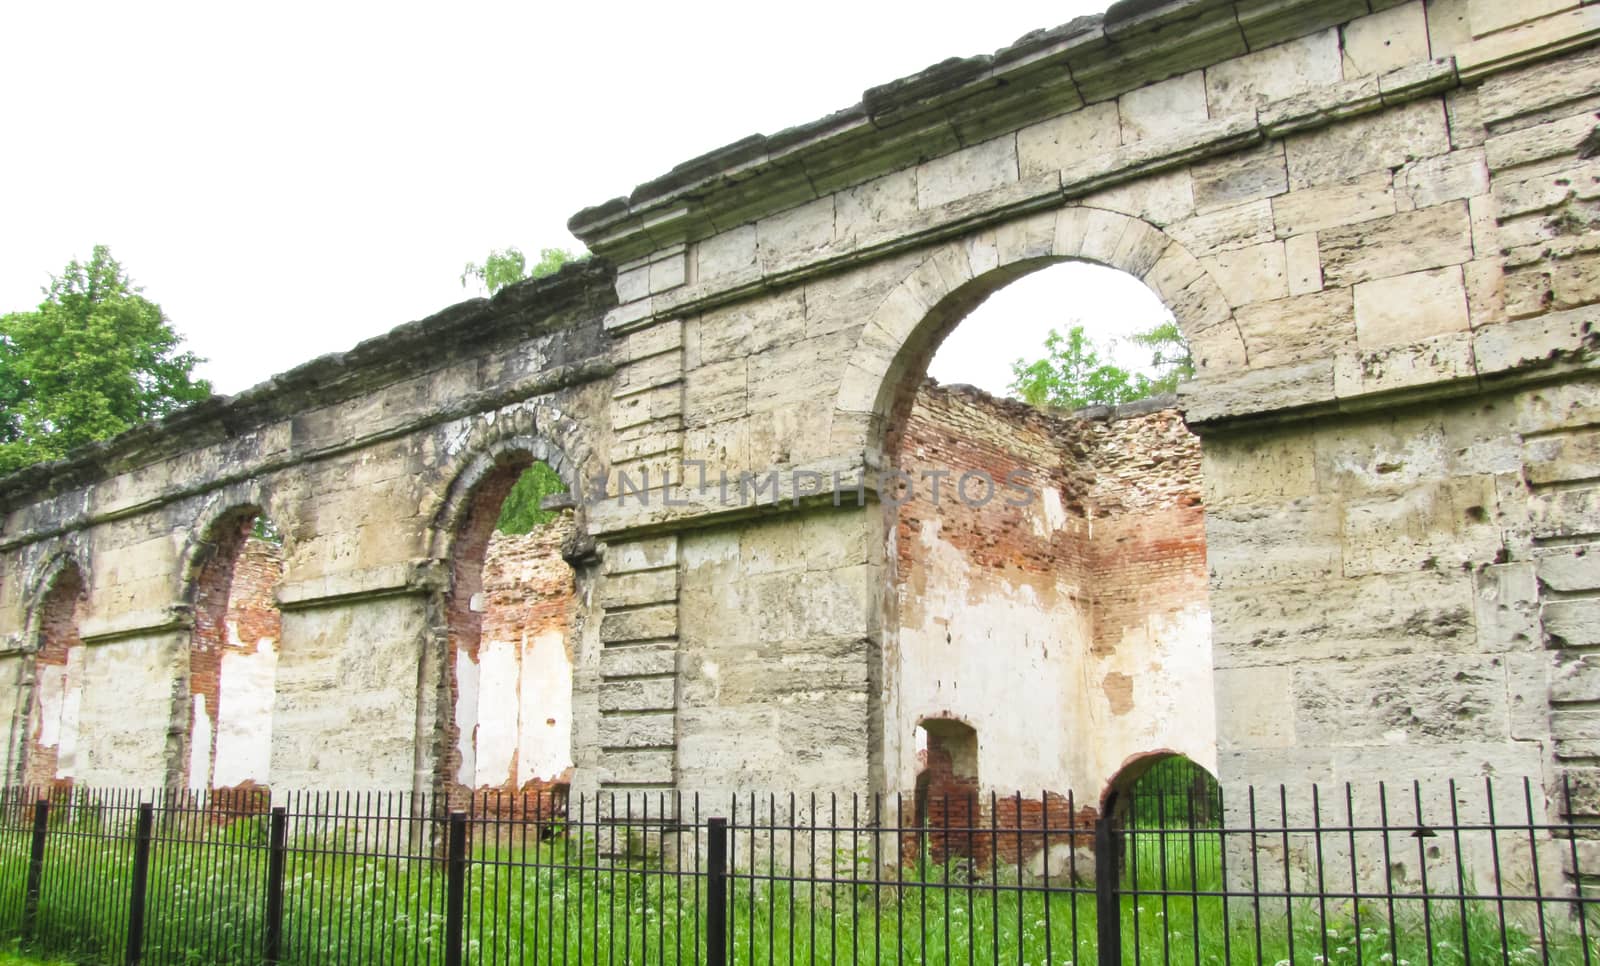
xmin=0 ymin=0 xmax=1168 ymax=398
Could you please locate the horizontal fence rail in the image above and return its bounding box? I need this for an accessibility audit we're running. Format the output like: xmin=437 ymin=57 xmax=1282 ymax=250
xmin=0 ymin=777 xmax=1593 ymax=963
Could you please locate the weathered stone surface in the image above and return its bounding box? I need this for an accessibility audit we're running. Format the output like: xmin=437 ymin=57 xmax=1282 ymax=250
xmin=1284 ymin=98 xmax=1450 ymax=189
xmin=1233 ymin=287 xmax=1356 ymax=367
xmin=1271 ymin=171 xmax=1397 ymax=237
xmin=1319 ymin=203 xmax=1474 ymax=287
xmin=1203 ymin=29 xmax=1341 ymax=117
xmin=1340 ymin=1 xmax=1430 ymax=78
xmin=1353 ymin=266 xmax=1471 ymax=346
xmin=1017 ymin=101 xmax=1122 ymax=180
xmin=1118 ymin=69 xmax=1208 ymax=143
xmin=1189 ymin=141 xmax=1289 ymax=213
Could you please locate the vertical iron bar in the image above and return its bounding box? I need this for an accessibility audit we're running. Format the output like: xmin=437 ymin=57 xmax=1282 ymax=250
xmin=708 ymin=816 xmax=728 ymax=966
xmin=1094 ymin=808 xmax=1120 ymax=966
xmin=265 ymin=805 xmax=288 ymax=963
xmin=125 ymin=801 xmax=154 ymax=966
xmin=21 ymin=798 xmax=47 ymax=942
xmin=446 ymin=810 xmax=468 ymax=966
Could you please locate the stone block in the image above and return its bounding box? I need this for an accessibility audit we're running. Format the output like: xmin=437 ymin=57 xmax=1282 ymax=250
xmin=596 ymin=712 xmax=676 ymax=750
xmin=1455 ymin=6 xmax=1600 ymax=80
xmin=1202 ymin=240 xmax=1288 ymax=308
xmin=1537 ymin=547 xmax=1600 ymax=594
xmin=696 ymin=225 xmax=757 ymax=282
xmin=1473 ymin=304 xmax=1600 ymax=375
xmin=756 ymin=197 xmax=835 ymax=274
xmin=1353 ymin=266 xmax=1471 ymax=347
xmin=1206 ymin=497 xmax=1342 ymax=587
xmin=1284 ymin=98 xmax=1450 ymax=189
xmin=1486 ymin=111 xmax=1599 ymax=172
xmin=1204 ymin=28 xmax=1342 ymax=118
xmin=1340 ymin=1 xmax=1430 ymax=78
xmin=649 ymin=252 xmax=686 ymax=294
xmin=916 ymin=136 xmax=1018 ymax=210
xmin=1017 ymin=101 xmax=1121 ymax=180
xmin=1118 ymin=70 xmax=1208 ymax=143
xmin=1180 ymin=357 xmax=1336 ymax=424
xmin=1166 ymin=199 xmax=1275 ymax=255
xmin=1341 ymin=475 xmax=1503 ymax=575
xmin=1189 ymin=141 xmax=1289 ymax=213
xmin=1210 ymin=570 xmax=1475 ymax=666
xmin=1476 ymin=563 xmax=1542 ymax=653
xmin=1463 ymin=259 xmax=1506 ymax=327
xmin=599 ymin=644 xmax=677 ymax=679
xmin=1271 ymin=171 xmax=1397 ymax=237
xmin=605 ymin=536 xmax=678 ymax=575
xmin=1529 ymin=486 xmax=1600 ymax=541
xmin=1293 ymin=654 xmax=1508 ymax=745
xmin=1201 ymin=431 xmax=1319 ymax=506
xmin=1525 ymin=428 xmax=1600 ymax=486
xmin=683 ymin=357 xmax=746 ymax=425
xmin=1551 ymin=652 xmax=1600 ymax=703
xmin=1082 ymin=167 xmax=1195 ymax=227
xmin=597 ymin=677 xmax=677 ymax=713
xmin=1285 ymin=232 xmax=1321 ymax=296
xmin=1234 ymin=287 xmax=1356 ymax=368
xmin=835 ymin=169 xmax=917 ymax=245
xmin=1397 ymin=148 xmax=1490 ymax=212
xmin=1320 ymin=203 xmax=1474 ymax=287
xmin=1468 ymin=0 xmax=1579 ymax=40
xmin=1214 ymin=666 xmax=1297 ymax=750
xmin=593 ymin=748 xmax=676 ymax=785
xmin=600 ymin=568 xmax=679 ymax=610
xmin=1546 ymin=599 xmax=1600 ymax=648
xmin=1477 ymin=43 xmax=1600 ymax=125
xmin=1333 ymin=330 xmax=1476 ymax=397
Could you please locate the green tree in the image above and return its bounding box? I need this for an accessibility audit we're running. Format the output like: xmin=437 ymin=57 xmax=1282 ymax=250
xmin=1128 ymin=319 xmax=1195 ymax=394
xmin=0 ymin=246 xmax=211 ymax=473
xmin=496 ymin=461 xmax=569 ymax=534
xmin=1008 ymin=320 xmax=1192 ymax=410
xmin=460 ymin=246 xmax=579 ymax=296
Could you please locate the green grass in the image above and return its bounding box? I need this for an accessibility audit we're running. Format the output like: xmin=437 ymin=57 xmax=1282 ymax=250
xmin=0 ymin=813 xmax=1596 ymax=964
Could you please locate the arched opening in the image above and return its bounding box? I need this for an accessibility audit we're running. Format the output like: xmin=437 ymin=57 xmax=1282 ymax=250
xmin=443 ymin=456 xmax=577 ymax=815
xmin=24 ymin=560 xmax=87 ymax=789
xmin=1105 ymin=752 xmax=1223 ymax=889
xmin=881 ymin=249 xmax=1218 ymax=846
xmin=184 ymin=507 xmax=283 ymax=794
xmin=912 ymin=718 xmax=980 ymax=865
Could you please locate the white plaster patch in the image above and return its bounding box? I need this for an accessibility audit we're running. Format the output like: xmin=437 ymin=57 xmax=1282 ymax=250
xmin=188 ymin=694 xmax=212 ymax=791
xmin=518 ymin=628 xmax=574 ymax=783
xmin=454 ymin=650 xmax=479 ymax=785
xmin=476 ymin=639 xmax=521 ymax=787
xmin=213 ymin=639 xmax=278 ymax=788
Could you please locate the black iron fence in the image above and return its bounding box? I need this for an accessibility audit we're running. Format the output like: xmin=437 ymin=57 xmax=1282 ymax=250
xmin=0 ymin=777 xmax=1596 ymax=964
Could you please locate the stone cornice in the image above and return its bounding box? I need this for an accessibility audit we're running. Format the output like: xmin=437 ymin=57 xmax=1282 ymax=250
xmin=0 ymin=260 xmax=618 ymax=514
xmin=570 ymin=2 xmax=1600 ymax=269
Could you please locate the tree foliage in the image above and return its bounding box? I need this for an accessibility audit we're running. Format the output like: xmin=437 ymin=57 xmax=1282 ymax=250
xmin=0 ymin=246 xmax=211 ymax=473
xmin=496 ymin=461 xmax=569 ymax=534
xmin=460 ymin=246 xmax=579 ymax=296
xmin=1009 ymin=320 xmax=1194 ymax=410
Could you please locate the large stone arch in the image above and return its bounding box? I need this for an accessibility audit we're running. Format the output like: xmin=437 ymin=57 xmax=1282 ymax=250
xmin=15 ymin=549 xmax=89 ymax=788
xmin=834 ymin=205 xmax=1240 ymax=460
xmin=174 ymin=481 xmax=284 ymax=606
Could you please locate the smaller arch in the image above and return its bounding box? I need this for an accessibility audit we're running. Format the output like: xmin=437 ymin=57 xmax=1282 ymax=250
xmin=176 ymin=482 xmax=281 ymax=606
xmin=424 ymin=411 xmax=595 ymax=565
xmin=21 ymin=543 xmax=88 ymax=637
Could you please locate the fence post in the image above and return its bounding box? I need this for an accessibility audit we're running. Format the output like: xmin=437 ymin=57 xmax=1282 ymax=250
xmin=445 ymin=810 xmax=467 ymax=966
xmin=1094 ymin=809 xmax=1121 ymax=966
xmin=264 ymin=806 xmax=288 ymax=963
xmin=21 ymin=798 xmax=48 ymax=942
xmin=125 ymin=802 xmax=154 ymax=966
xmin=707 ymin=816 xmax=728 ymax=966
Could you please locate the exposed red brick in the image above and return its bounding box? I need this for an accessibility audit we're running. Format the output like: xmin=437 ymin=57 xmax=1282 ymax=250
xmin=24 ymin=564 xmax=86 ymax=788
xmin=187 ymin=511 xmax=283 ymax=791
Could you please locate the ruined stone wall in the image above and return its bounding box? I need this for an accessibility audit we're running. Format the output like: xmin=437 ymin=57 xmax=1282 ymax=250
xmin=465 ymin=515 xmax=577 ymax=794
xmin=889 ymin=382 xmax=1211 ymax=808
xmin=0 ymin=0 xmax=1594 ymax=817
